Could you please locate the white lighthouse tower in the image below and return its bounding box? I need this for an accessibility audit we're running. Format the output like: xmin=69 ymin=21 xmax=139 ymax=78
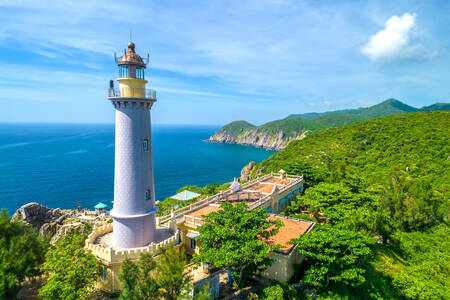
xmin=108 ymin=41 xmax=158 ymax=248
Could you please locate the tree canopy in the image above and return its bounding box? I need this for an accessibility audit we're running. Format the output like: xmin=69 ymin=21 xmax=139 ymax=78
xmin=252 ymin=111 xmax=449 ymax=299
xmin=0 ymin=209 xmax=48 ymax=298
xmin=39 ymin=233 xmax=98 ymax=300
xmin=292 ymin=225 xmax=375 ymax=291
xmin=193 ymin=202 xmax=282 ymax=288
xmin=120 ymin=246 xmax=202 ymax=300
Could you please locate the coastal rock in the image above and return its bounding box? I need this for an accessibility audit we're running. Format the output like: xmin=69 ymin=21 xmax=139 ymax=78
xmin=207 ymin=129 xmax=310 ymax=150
xmin=39 ymin=222 xmax=60 ymax=236
xmin=11 ymin=202 xmax=104 ymax=244
xmin=50 ymin=222 xmax=90 ymax=244
xmin=240 ymin=161 xmax=256 ymax=181
xmin=12 ymin=202 xmax=62 ymax=229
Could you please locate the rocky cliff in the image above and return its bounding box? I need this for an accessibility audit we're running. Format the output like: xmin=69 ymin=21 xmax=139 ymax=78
xmin=12 ymin=202 xmax=108 ymax=244
xmin=206 ymin=128 xmax=310 ymax=150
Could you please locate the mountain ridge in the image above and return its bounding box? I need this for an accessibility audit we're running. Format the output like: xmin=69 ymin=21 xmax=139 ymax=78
xmin=206 ymin=99 xmax=449 ymax=150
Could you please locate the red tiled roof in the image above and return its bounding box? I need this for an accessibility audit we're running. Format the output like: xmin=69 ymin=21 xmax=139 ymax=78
xmin=263 ymin=216 xmax=313 ymax=254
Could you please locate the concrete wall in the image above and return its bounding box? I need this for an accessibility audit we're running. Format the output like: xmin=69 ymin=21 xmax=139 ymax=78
xmin=193 ymin=271 xmax=221 ymax=300
xmin=262 ymin=245 xmax=304 ymax=283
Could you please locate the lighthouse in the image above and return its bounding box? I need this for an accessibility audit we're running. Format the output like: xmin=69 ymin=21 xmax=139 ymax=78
xmin=108 ymin=41 xmax=158 ymax=248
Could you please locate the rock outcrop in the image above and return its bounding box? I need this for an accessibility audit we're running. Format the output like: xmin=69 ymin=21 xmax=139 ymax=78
xmin=240 ymin=161 xmax=256 ymax=181
xmin=206 ymin=129 xmax=310 ymax=150
xmin=12 ymin=202 xmax=109 ymax=244
xmin=12 ymin=202 xmax=64 ymax=228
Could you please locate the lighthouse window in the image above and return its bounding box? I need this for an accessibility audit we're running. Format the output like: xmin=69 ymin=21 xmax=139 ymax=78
xmin=143 ymin=139 xmax=149 ymax=151
xmin=119 ymin=65 xmax=128 ymax=78
xmin=136 ymin=67 xmax=145 ymax=80
xmin=145 ymin=189 xmax=151 ymax=201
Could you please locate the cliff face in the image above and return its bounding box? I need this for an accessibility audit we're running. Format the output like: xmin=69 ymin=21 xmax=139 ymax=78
xmin=12 ymin=202 xmax=108 ymax=244
xmin=206 ymin=129 xmax=309 ymax=150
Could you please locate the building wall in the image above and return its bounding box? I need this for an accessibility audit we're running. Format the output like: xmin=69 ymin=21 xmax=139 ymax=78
xmin=261 ymin=245 xmax=304 ymax=283
xmin=96 ymin=243 xmax=183 ymax=293
xmin=97 ymin=263 xmax=121 ymax=293
xmin=178 ymin=222 xmax=200 ymax=256
xmin=193 ymin=271 xmax=221 ymax=300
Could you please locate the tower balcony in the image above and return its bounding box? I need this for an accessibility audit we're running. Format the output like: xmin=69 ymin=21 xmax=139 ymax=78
xmin=108 ymin=87 xmax=157 ymax=101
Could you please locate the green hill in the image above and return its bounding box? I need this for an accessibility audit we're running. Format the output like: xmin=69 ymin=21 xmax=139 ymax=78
xmin=214 ymin=120 xmax=255 ymax=138
xmin=252 ymin=111 xmax=449 ymax=299
xmin=256 ymin=118 xmax=323 ymax=136
xmin=286 ymin=98 xmax=448 ymax=121
xmin=208 ymin=99 xmax=449 ymax=150
xmin=419 ymin=102 xmax=450 ymax=111
xmin=312 ymin=113 xmax=364 ymax=128
xmin=358 ymin=98 xmax=417 ymax=119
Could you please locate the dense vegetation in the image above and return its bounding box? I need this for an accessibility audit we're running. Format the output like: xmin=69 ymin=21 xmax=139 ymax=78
xmin=286 ymin=98 xmax=445 ymax=120
xmin=252 ymin=111 xmax=449 ymax=299
xmin=211 ymin=99 xmax=449 ymax=142
xmin=39 ymin=233 xmax=98 ymax=300
xmin=0 ymin=209 xmax=48 ymax=298
xmin=193 ymin=202 xmax=282 ymax=288
xmin=157 ymin=182 xmax=231 ymax=216
xmin=213 ymin=120 xmax=255 ymax=138
xmin=120 ymin=246 xmax=210 ymax=300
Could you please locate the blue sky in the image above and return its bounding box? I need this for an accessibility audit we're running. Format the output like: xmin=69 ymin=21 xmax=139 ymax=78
xmin=0 ymin=0 xmax=448 ymax=125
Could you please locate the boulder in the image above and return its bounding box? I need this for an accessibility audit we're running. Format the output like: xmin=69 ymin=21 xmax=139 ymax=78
xmin=12 ymin=202 xmax=62 ymax=228
xmin=240 ymin=161 xmax=256 ymax=181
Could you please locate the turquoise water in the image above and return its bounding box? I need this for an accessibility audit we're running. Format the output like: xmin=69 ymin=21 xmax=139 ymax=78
xmin=0 ymin=123 xmax=275 ymax=214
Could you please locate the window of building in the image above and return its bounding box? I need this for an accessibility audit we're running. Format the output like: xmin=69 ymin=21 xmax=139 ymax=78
xmin=145 ymin=189 xmax=151 ymax=201
xmin=119 ymin=65 xmax=128 ymax=78
xmin=190 ymin=237 xmax=196 ymax=249
xmin=143 ymin=139 xmax=149 ymax=151
xmin=136 ymin=67 xmax=145 ymax=79
xmin=273 ymin=258 xmax=279 ymax=264
xmin=100 ymin=265 xmax=108 ymax=282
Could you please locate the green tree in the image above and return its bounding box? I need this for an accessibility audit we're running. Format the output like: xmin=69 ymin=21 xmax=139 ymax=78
xmin=119 ymin=258 xmax=140 ymax=300
xmin=260 ymin=281 xmax=297 ymax=300
xmin=139 ymin=252 xmax=160 ymax=299
xmin=383 ymin=172 xmax=446 ymax=231
xmin=292 ymin=225 xmax=375 ymax=291
xmin=193 ymin=202 xmax=282 ymax=288
xmin=285 ymin=161 xmax=329 ymax=186
xmin=386 ymin=225 xmax=450 ymax=300
xmin=39 ymin=233 xmax=98 ymax=300
xmin=288 ymin=182 xmax=369 ymax=223
xmin=157 ymin=246 xmax=191 ymax=300
xmin=0 ymin=209 xmax=48 ymax=298
xmin=119 ymin=246 xmax=197 ymax=300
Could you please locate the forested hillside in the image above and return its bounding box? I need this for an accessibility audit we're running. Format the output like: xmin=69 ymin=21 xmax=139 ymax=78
xmin=207 ymin=99 xmax=449 ymax=150
xmin=251 ymin=111 xmax=449 ymax=299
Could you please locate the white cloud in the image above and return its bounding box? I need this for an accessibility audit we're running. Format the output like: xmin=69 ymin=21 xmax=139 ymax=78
xmin=362 ymin=13 xmax=432 ymax=62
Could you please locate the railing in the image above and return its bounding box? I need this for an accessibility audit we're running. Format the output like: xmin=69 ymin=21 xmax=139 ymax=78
xmin=158 ymin=173 xmax=304 ymax=225
xmin=159 ymin=174 xmax=276 ymax=225
xmin=184 ymin=215 xmax=205 ymax=227
xmin=85 ymin=223 xmax=180 ymax=262
xmin=108 ymin=87 xmax=157 ymax=100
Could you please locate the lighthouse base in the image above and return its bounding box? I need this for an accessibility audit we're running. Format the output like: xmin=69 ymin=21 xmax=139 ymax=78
xmin=112 ymin=213 xmax=156 ymax=248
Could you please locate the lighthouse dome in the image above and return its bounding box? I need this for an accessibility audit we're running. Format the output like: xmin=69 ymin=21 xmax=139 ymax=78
xmin=118 ymin=42 xmax=146 ymax=67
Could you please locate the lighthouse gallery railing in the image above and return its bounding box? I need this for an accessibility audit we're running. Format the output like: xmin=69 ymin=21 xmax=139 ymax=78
xmin=108 ymin=87 xmax=157 ymax=100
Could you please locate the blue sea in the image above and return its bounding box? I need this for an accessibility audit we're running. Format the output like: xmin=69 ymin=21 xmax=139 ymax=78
xmin=0 ymin=123 xmax=275 ymax=214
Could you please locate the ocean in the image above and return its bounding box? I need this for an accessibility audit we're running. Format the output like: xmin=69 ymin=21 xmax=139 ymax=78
xmin=0 ymin=123 xmax=275 ymax=214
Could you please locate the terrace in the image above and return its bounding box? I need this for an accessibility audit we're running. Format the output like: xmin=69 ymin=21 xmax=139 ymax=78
xmin=158 ymin=172 xmax=304 ymax=227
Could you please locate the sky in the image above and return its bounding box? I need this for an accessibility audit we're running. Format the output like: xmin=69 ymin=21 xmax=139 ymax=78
xmin=0 ymin=0 xmax=448 ymax=125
